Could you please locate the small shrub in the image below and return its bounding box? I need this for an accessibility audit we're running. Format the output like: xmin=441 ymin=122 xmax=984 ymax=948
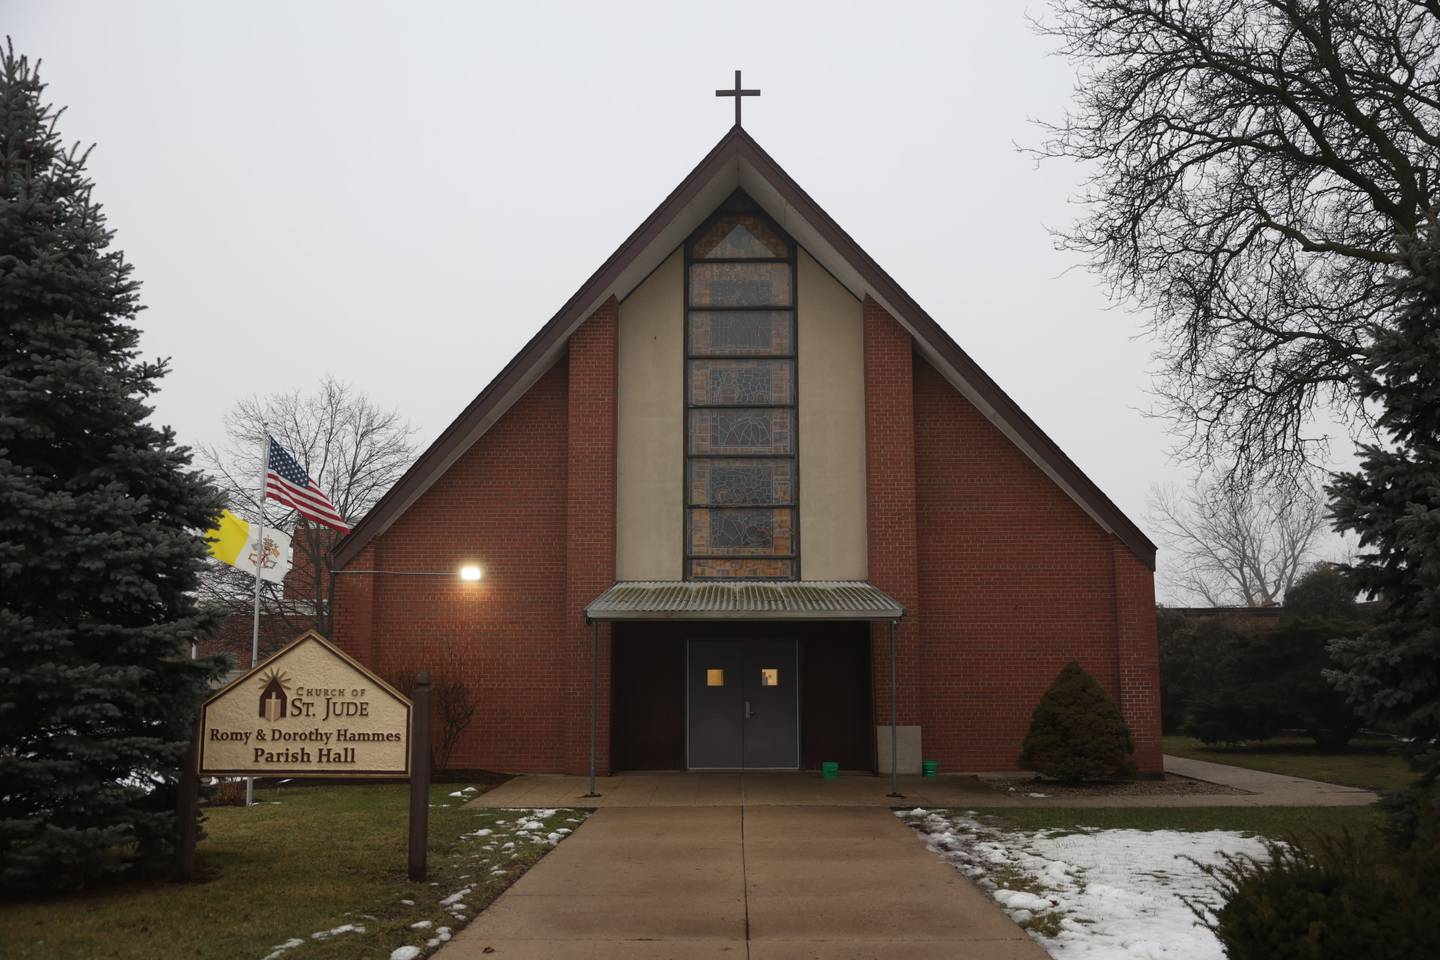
xmin=1193 ymin=834 xmax=1440 ymax=960
xmin=206 ymin=778 xmax=248 ymax=807
xmin=1019 ymin=661 xmax=1135 ymax=782
xmin=386 ymin=669 xmax=477 ymax=772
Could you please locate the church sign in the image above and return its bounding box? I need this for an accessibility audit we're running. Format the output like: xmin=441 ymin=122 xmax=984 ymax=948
xmin=197 ymin=631 xmax=412 ymax=778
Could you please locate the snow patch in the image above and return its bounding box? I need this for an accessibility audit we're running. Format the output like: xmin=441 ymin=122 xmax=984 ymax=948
xmin=309 ymin=923 xmax=364 ymax=940
xmin=390 ymin=947 xmax=422 ymax=960
xmin=439 ymin=887 xmax=473 ymax=906
xmin=260 ymin=937 xmax=305 ymax=960
xmin=899 ymin=808 xmax=1269 ymax=960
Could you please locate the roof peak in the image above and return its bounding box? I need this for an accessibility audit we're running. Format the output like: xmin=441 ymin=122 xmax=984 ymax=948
xmin=334 ymin=126 xmax=1156 ymax=570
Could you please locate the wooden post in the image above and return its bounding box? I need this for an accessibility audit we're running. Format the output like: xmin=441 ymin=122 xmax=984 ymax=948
xmin=408 ymin=668 xmax=432 ymax=882
xmin=175 ymin=721 xmax=200 ymax=882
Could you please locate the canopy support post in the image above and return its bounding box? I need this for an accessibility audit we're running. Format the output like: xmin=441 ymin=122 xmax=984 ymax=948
xmin=585 ymin=617 xmax=600 ymax=798
xmin=887 ymin=617 xmax=902 ymax=798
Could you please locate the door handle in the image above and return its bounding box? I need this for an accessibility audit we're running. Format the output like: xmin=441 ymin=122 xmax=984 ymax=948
xmin=745 ymin=700 xmax=754 ymax=720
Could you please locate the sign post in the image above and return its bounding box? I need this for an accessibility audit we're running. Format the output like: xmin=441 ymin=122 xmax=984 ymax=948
xmin=408 ymin=670 xmax=432 ymax=882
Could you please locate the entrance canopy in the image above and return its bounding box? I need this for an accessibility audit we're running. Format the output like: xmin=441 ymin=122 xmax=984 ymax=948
xmin=585 ymin=580 xmax=904 ymax=622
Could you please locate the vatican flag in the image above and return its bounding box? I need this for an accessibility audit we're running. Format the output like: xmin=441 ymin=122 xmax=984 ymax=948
xmin=206 ymin=509 xmax=292 ymax=584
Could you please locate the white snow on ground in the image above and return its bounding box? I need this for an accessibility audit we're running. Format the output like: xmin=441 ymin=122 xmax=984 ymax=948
xmin=899 ymin=808 xmax=1269 ymax=960
xmin=390 ymin=947 xmax=422 ymax=960
xmin=310 ymin=923 xmax=365 ymax=940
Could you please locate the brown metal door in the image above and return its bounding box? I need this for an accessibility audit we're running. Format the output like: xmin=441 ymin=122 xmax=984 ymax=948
xmin=686 ymin=638 xmax=798 ymax=770
xmin=687 ymin=639 xmax=744 ymax=769
xmin=741 ymin=638 xmax=799 ymax=769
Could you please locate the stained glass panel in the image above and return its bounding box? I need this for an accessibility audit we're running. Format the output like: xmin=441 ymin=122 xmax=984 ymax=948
xmin=688 ymin=311 xmax=793 ymax=356
xmin=689 ymin=558 xmax=795 ymax=579
xmin=689 ymin=213 xmax=791 ymax=259
xmin=688 ymin=459 xmax=794 ymax=506
xmin=689 ymin=359 xmax=793 ymax=406
xmin=688 ymin=262 xmax=792 ymax=307
xmin=689 ymin=507 xmax=794 ymax=556
xmin=688 ymin=408 xmax=794 ymax=456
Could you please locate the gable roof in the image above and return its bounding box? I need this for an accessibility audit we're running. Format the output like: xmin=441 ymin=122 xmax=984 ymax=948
xmin=334 ymin=126 xmax=1157 ymax=570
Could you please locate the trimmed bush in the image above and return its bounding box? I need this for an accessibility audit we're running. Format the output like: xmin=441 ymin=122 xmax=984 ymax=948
xmin=1195 ymin=833 xmax=1440 ymax=960
xmin=1019 ymin=661 xmax=1135 ymax=782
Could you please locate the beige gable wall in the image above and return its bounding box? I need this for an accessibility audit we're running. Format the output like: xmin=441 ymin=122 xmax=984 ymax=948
xmin=798 ymin=248 xmax=867 ymax=580
xmin=615 ymin=245 xmax=866 ymax=581
xmin=615 ymin=248 xmax=684 ymax=579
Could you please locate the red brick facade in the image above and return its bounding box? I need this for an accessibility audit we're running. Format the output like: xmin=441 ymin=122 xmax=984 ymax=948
xmin=863 ymin=298 xmax=921 ymax=729
xmin=563 ymin=298 xmax=618 ymax=775
xmin=911 ymin=345 xmax=1160 ymax=772
xmin=332 ymin=298 xmax=1162 ymax=775
xmin=335 ymin=355 xmax=573 ymax=772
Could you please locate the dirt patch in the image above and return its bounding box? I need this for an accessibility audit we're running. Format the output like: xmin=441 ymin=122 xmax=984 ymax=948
xmin=983 ymin=773 xmax=1250 ymax=799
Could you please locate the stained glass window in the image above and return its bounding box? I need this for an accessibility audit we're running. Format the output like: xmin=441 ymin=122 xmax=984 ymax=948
xmin=688 ymin=263 xmax=793 ymax=308
xmin=685 ymin=191 xmax=798 ymax=580
xmin=690 ymin=558 xmax=795 ymax=578
xmin=688 ymin=311 xmax=794 ymax=356
xmin=688 ymin=408 xmax=794 ymax=456
xmin=689 ymin=508 xmax=794 ymax=556
xmin=688 ymin=459 xmax=794 ymax=506
xmin=689 ymin=359 xmax=794 ymax=406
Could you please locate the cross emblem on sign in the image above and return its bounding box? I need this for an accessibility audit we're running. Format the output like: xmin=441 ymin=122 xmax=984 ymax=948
xmin=716 ymin=69 xmax=760 ymax=127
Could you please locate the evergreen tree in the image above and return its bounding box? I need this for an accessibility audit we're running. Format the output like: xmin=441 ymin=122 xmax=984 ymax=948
xmin=1328 ymin=225 xmax=1440 ymax=838
xmin=1019 ymin=661 xmax=1135 ymax=782
xmin=0 ymin=39 xmax=224 ymax=890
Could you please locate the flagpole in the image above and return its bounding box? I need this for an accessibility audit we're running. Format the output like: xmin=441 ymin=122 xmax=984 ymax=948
xmin=246 ymin=430 xmax=271 ymax=808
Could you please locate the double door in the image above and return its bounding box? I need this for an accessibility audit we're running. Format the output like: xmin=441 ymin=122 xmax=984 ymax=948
xmin=686 ymin=638 xmax=798 ymax=770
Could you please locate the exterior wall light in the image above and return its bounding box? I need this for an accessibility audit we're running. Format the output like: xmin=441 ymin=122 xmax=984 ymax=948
xmin=459 ymin=565 xmax=482 ymax=582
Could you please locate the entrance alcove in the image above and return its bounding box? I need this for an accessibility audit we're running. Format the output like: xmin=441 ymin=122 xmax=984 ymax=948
xmin=609 ymin=619 xmax=873 ymax=773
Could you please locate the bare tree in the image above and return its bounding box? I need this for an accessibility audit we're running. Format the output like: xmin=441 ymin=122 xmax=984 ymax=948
xmin=1035 ymin=1 xmax=1440 ymax=481
xmin=1150 ymin=468 xmax=1329 ymax=606
xmin=201 ymin=376 xmax=417 ymax=640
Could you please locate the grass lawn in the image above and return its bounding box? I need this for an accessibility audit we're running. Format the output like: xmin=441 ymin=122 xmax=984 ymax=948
xmin=968 ymin=804 xmax=1385 ymax=842
xmin=0 ymin=783 xmax=585 ymax=960
xmin=1164 ymin=734 xmax=1415 ymax=792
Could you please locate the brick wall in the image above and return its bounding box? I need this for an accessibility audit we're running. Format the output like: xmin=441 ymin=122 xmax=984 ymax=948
xmin=1114 ymin=542 xmax=1162 ymax=771
xmin=911 ymin=353 xmax=1162 ymax=774
xmin=563 ymin=298 xmax=618 ymax=776
xmin=334 ymin=358 xmax=572 ymax=772
xmin=863 ymin=297 xmax=921 ymax=728
xmin=330 ymin=300 xmax=620 ymax=774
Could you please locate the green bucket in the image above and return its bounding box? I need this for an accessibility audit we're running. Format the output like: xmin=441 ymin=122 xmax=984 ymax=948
xmin=922 ymin=759 xmax=939 ymax=779
xmin=821 ymin=761 xmax=839 ymax=780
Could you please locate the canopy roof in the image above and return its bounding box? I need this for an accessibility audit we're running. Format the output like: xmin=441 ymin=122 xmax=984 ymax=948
xmin=585 ymin=580 xmax=905 ymax=622
xmin=334 ymin=126 xmax=1156 ymax=571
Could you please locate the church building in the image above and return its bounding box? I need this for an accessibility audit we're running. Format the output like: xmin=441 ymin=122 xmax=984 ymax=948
xmin=331 ymin=101 xmax=1161 ymax=779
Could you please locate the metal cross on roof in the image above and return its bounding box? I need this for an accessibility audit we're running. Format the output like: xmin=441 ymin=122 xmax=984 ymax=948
xmin=716 ymin=69 xmax=760 ymax=127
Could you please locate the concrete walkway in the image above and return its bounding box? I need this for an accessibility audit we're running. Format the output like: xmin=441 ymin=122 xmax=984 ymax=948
xmin=469 ymin=771 xmax=999 ymax=808
xmin=1162 ymin=754 xmax=1378 ymax=806
xmin=440 ymin=805 xmax=1048 ymax=959
xmin=466 ymin=756 xmax=1379 ymax=809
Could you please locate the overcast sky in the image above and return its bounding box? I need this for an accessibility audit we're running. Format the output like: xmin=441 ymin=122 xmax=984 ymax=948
xmin=10 ymin=1 xmax=1356 ymax=600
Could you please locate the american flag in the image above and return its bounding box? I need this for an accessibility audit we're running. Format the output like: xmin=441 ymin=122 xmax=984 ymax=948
xmin=265 ymin=437 xmax=350 ymax=532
